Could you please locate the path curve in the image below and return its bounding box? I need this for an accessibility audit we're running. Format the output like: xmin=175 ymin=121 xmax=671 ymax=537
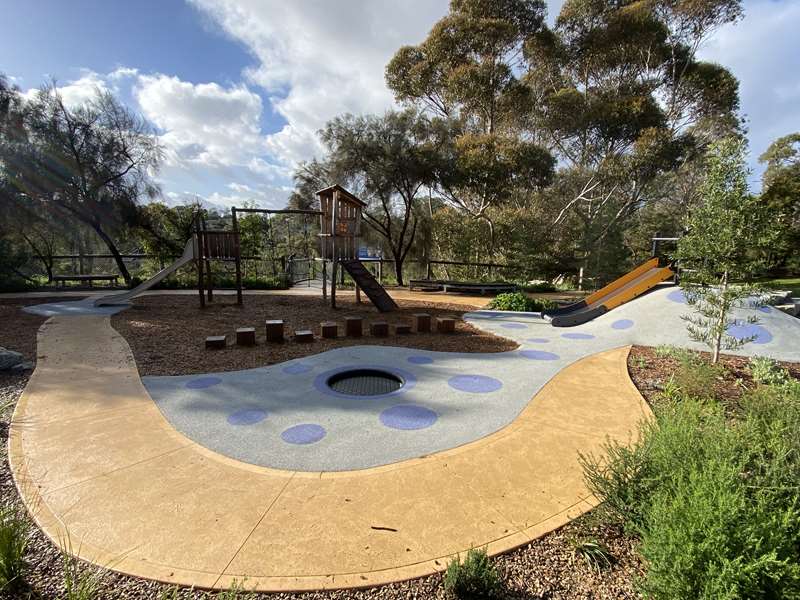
xmin=10 ymin=315 xmax=650 ymax=592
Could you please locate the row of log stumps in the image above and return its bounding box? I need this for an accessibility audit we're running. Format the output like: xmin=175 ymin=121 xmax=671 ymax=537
xmin=205 ymin=313 xmax=457 ymax=350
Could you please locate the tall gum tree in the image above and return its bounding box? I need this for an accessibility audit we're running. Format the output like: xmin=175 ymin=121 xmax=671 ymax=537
xmin=524 ymin=0 xmax=742 ymax=282
xmin=386 ymin=0 xmax=555 ymax=250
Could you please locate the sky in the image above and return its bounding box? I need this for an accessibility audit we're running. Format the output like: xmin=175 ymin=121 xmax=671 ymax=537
xmin=2 ymin=0 xmax=798 ymax=209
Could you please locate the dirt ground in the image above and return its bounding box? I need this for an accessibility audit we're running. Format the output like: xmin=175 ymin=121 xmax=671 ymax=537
xmin=111 ymin=294 xmax=518 ymax=376
xmin=0 ymin=299 xmax=51 ymax=363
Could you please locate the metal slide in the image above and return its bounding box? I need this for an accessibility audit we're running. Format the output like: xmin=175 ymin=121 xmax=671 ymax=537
xmin=544 ymin=257 xmax=675 ymax=327
xmin=93 ymin=239 xmax=196 ymax=307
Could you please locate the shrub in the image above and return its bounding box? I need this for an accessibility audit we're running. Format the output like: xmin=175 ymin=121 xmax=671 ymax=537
xmin=488 ymin=292 xmax=557 ymax=313
xmin=671 ymin=355 xmax=723 ymax=400
xmin=748 ymin=356 xmax=791 ymax=387
xmin=582 ymin=384 xmax=800 ymax=599
xmin=520 ymin=281 xmax=557 ymax=293
xmin=0 ymin=504 xmax=29 ymax=591
xmin=443 ymin=548 xmax=502 ymax=599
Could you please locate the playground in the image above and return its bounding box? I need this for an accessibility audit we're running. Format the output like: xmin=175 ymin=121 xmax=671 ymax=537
xmin=1 ymin=181 xmax=798 ymax=596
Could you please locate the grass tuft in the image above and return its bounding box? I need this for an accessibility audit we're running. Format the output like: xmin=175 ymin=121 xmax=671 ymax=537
xmin=568 ymin=537 xmax=615 ymax=572
xmin=0 ymin=504 xmax=30 ymax=591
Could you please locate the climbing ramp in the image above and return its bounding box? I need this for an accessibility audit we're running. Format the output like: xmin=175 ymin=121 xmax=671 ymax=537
xmin=341 ymin=259 xmax=398 ymax=312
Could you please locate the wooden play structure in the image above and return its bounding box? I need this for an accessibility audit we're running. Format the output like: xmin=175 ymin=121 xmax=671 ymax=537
xmin=317 ymin=185 xmax=397 ymax=312
xmin=98 ymin=185 xmax=397 ymax=311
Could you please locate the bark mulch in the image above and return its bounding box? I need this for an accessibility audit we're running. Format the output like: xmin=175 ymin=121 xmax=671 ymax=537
xmin=0 ymin=299 xmax=52 ymax=363
xmin=111 ymin=294 xmax=518 ymax=376
xmin=627 ymin=345 xmax=800 ymax=413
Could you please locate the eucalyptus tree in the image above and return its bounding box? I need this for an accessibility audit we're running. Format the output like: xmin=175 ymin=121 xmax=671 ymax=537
xmin=2 ymin=83 xmax=162 ymax=285
xmin=320 ymin=109 xmax=443 ymax=285
xmin=524 ymin=0 xmax=742 ymax=280
xmin=386 ymin=0 xmax=555 ymax=248
xmin=758 ymin=133 xmax=800 ymax=272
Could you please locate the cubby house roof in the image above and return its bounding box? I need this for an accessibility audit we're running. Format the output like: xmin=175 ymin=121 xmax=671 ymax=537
xmin=315 ymin=184 xmax=366 ymax=207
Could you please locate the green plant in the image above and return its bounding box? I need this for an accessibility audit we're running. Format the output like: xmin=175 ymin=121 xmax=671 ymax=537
xmin=443 ymin=548 xmax=502 ymax=599
xmin=488 ymin=292 xmax=556 ymax=313
xmin=520 ymin=281 xmax=556 ymax=293
xmin=569 ymin=537 xmax=615 ymax=572
xmin=748 ymin=356 xmax=791 ymax=387
xmin=671 ymin=355 xmax=723 ymax=400
xmin=61 ymin=538 xmax=105 ymax=600
xmin=0 ymin=504 xmax=29 ymax=591
xmin=212 ymin=579 xmax=250 ymax=599
xmin=582 ymin=386 xmax=800 ymax=599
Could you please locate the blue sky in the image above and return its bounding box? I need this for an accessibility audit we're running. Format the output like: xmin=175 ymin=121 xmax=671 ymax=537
xmin=2 ymin=0 xmax=798 ymax=208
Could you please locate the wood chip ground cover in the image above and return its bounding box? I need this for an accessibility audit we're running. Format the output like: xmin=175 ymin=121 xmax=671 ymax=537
xmin=111 ymin=295 xmax=518 ymax=376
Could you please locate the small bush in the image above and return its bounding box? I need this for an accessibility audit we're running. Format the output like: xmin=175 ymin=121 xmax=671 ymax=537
xmin=520 ymin=281 xmax=557 ymax=293
xmin=582 ymin=383 xmax=800 ymax=599
xmin=748 ymin=356 xmax=791 ymax=387
xmin=443 ymin=548 xmax=502 ymax=599
xmin=671 ymin=356 xmax=723 ymax=400
xmin=0 ymin=504 xmax=29 ymax=591
xmin=488 ymin=292 xmax=557 ymax=313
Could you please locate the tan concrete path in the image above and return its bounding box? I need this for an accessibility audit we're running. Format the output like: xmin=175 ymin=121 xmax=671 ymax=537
xmin=9 ymin=315 xmax=650 ymax=592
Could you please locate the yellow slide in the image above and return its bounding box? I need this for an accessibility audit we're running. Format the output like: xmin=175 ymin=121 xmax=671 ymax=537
xmin=545 ymin=258 xmax=675 ymax=327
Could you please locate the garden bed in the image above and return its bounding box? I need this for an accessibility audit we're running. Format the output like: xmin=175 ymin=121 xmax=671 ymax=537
xmin=111 ymin=294 xmax=518 ymax=376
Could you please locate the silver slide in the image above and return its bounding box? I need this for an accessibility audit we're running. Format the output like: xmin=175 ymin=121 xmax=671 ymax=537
xmin=94 ymin=239 xmax=195 ymax=307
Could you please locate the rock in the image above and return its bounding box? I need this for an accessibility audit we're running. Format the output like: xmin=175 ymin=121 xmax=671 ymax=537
xmin=0 ymin=347 xmax=25 ymax=370
xmin=10 ymin=361 xmax=34 ymax=372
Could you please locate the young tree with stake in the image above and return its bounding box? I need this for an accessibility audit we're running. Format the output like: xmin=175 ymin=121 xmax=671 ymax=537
xmin=675 ymin=138 xmax=776 ymax=363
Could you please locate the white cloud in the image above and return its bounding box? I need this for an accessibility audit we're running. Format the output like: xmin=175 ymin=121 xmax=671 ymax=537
xmin=109 ymin=66 xmax=139 ymax=80
xmin=189 ymin=0 xmax=450 ymax=166
xmin=134 ymin=74 xmax=268 ymax=168
xmin=23 ymin=69 xmax=111 ymax=107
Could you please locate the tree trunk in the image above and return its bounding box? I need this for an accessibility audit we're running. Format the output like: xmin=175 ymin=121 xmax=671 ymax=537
xmin=392 ymin=250 xmax=405 ymax=287
xmin=91 ymin=222 xmax=132 ymax=285
xmin=713 ymin=270 xmax=729 ymax=364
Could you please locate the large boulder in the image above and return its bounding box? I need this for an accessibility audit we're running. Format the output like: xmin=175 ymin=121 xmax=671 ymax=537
xmin=0 ymin=347 xmax=25 ymax=370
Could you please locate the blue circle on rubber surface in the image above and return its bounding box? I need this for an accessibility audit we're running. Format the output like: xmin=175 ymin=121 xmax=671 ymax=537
xmin=611 ymin=319 xmax=634 ymax=330
xmin=186 ymin=376 xmax=222 ymax=389
xmin=667 ymin=289 xmax=687 ymax=304
xmin=380 ymin=404 xmax=437 ymax=430
xmin=448 ymin=374 xmax=502 ymax=393
xmin=281 ymin=423 xmax=326 ymax=444
xmin=501 ymin=322 xmax=528 ymax=329
xmin=727 ymin=322 xmax=773 ymax=344
xmin=227 ymin=408 xmax=267 ymax=426
xmin=519 ymin=350 xmax=560 ymax=361
xmin=282 ymin=362 xmax=314 ymax=375
xmin=314 ymin=364 xmax=417 ymax=399
xmin=407 ymin=355 xmax=434 ymax=365
xmin=527 ymin=337 xmax=550 ymax=343
xmin=561 ymin=332 xmax=595 ymax=340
